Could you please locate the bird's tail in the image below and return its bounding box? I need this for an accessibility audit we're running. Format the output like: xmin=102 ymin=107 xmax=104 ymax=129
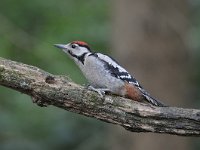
xmin=144 ymin=95 xmax=166 ymax=107
xmin=140 ymin=90 xmax=167 ymax=107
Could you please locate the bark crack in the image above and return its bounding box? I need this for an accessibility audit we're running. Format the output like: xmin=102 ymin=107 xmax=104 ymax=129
xmin=0 ymin=57 xmax=200 ymax=136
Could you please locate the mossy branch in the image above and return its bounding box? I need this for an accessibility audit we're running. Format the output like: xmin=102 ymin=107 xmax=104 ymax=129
xmin=0 ymin=57 xmax=200 ymax=136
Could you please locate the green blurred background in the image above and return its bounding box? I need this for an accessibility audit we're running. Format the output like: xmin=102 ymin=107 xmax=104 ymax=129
xmin=0 ymin=0 xmax=200 ymax=150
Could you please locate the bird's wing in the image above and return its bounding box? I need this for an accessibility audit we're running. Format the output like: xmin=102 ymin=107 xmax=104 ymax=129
xmin=95 ymin=53 xmax=166 ymax=106
xmin=95 ymin=53 xmax=141 ymax=87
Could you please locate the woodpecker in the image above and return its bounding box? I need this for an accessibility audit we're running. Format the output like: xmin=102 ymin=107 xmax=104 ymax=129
xmin=54 ymin=41 xmax=166 ymax=107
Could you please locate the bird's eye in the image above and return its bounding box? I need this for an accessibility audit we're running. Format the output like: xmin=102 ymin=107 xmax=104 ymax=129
xmin=71 ymin=44 xmax=77 ymax=49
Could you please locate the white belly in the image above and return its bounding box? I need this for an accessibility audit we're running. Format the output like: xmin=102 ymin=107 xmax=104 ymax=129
xmin=79 ymin=56 xmax=125 ymax=94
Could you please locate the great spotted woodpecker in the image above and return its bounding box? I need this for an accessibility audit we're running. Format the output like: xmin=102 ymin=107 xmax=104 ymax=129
xmin=54 ymin=41 xmax=165 ymax=107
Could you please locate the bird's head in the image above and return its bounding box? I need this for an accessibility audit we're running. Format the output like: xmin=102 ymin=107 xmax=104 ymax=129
xmin=54 ymin=41 xmax=91 ymax=60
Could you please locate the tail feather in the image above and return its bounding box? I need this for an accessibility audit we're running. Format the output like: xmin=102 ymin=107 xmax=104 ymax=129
xmin=143 ymin=94 xmax=167 ymax=107
xmin=139 ymin=88 xmax=167 ymax=107
xmin=125 ymin=83 xmax=167 ymax=107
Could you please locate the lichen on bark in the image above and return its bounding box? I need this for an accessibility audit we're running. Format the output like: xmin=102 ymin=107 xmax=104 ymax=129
xmin=0 ymin=57 xmax=200 ymax=136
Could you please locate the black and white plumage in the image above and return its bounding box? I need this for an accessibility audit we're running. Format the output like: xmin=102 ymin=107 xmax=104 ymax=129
xmin=54 ymin=41 xmax=165 ymax=107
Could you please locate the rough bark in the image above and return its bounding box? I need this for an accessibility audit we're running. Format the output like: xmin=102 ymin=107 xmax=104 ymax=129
xmin=0 ymin=57 xmax=199 ymax=136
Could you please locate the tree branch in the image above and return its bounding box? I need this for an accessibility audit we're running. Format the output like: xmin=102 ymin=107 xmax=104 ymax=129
xmin=0 ymin=57 xmax=199 ymax=136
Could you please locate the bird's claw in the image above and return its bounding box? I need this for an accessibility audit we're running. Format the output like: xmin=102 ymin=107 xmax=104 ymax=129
xmin=87 ymin=85 xmax=109 ymax=98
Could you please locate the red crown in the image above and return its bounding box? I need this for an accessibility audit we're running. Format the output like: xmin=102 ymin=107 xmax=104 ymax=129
xmin=72 ymin=41 xmax=88 ymax=47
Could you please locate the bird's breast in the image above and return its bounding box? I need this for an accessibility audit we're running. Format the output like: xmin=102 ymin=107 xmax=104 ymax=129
xmin=79 ymin=56 xmax=125 ymax=93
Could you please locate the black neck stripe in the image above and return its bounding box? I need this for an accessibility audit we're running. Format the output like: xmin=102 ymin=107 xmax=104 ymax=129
xmin=69 ymin=51 xmax=87 ymax=65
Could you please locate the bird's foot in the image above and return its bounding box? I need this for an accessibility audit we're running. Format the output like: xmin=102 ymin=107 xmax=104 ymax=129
xmin=87 ymin=85 xmax=110 ymax=98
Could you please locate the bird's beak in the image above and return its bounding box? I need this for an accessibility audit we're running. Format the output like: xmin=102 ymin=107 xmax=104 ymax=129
xmin=54 ymin=44 xmax=67 ymax=49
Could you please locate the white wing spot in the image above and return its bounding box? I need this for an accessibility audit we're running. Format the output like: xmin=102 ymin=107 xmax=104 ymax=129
xmin=120 ymin=74 xmax=132 ymax=79
xmin=96 ymin=53 xmax=127 ymax=72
